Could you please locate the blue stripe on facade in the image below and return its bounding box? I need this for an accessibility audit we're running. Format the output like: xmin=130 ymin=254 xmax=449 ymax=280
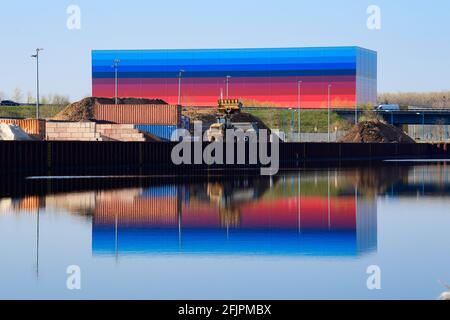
xmin=93 ymin=69 xmax=357 ymax=79
xmin=92 ymin=63 xmax=356 ymax=74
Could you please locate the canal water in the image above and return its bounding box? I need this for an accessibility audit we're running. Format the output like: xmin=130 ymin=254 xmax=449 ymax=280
xmin=0 ymin=164 xmax=449 ymax=300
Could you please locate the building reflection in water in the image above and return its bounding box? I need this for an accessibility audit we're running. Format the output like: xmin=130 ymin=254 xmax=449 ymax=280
xmin=6 ymin=165 xmax=448 ymax=258
xmin=91 ymin=170 xmax=378 ymax=257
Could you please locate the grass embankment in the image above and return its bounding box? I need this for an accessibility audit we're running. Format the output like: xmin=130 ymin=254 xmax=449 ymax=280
xmin=0 ymin=105 xmax=66 ymax=119
xmin=245 ymin=108 xmax=352 ymax=133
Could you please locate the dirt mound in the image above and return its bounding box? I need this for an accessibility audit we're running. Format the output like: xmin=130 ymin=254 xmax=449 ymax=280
xmin=339 ymin=120 xmax=415 ymax=143
xmin=182 ymin=107 xmax=269 ymax=130
xmin=182 ymin=107 xmax=219 ymax=125
xmin=53 ymin=97 xmax=167 ymax=122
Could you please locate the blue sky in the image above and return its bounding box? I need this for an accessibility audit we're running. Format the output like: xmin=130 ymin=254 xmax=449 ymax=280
xmin=0 ymin=0 xmax=449 ymax=101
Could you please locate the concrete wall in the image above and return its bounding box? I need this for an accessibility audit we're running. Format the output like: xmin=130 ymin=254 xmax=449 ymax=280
xmin=97 ymin=124 xmax=146 ymax=142
xmin=46 ymin=122 xmax=147 ymax=142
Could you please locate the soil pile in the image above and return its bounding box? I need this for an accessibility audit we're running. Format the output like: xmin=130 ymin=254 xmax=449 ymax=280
xmin=339 ymin=120 xmax=415 ymax=143
xmin=182 ymin=107 xmax=269 ymax=130
xmin=54 ymin=97 xmax=167 ymax=122
xmin=182 ymin=107 xmax=219 ymax=124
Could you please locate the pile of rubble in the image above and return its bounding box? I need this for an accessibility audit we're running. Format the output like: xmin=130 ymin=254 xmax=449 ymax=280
xmin=339 ymin=120 xmax=415 ymax=144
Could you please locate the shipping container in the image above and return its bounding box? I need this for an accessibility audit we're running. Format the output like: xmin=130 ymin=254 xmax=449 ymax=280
xmin=136 ymin=125 xmax=179 ymax=141
xmin=0 ymin=118 xmax=46 ymax=139
xmin=94 ymin=104 xmax=181 ymax=125
xmin=140 ymin=185 xmax=178 ymax=198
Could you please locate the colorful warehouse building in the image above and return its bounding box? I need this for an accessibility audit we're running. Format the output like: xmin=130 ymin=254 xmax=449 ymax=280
xmin=92 ymin=46 xmax=377 ymax=109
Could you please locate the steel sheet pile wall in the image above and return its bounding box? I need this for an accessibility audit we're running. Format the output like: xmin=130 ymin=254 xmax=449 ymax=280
xmin=1 ymin=141 xmax=450 ymax=176
xmin=0 ymin=119 xmax=46 ymax=139
xmin=94 ymin=104 xmax=181 ymax=125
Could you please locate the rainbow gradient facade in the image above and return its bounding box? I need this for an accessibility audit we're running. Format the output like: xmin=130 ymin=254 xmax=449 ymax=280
xmin=92 ymin=47 xmax=377 ymax=109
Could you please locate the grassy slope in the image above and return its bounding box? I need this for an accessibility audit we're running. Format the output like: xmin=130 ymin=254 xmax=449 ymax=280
xmin=0 ymin=105 xmax=66 ymax=119
xmin=245 ymin=108 xmax=352 ymax=133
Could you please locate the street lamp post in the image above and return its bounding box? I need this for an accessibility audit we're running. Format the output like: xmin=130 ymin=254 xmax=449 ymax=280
xmin=226 ymin=76 xmax=231 ymax=99
xmin=112 ymin=59 xmax=120 ymax=105
xmin=298 ymin=81 xmax=302 ymax=141
xmin=422 ymin=113 xmax=425 ymax=141
xmin=178 ymin=70 xmax=185 ymax=106
xmin=31 ymin=48 xmax=43 ymax=119
xmin=417 ymin=112 xmax=425 ymax=141
xmin=290 ymin=108 xmax=295 ymax=133
xmin=328 ymin=84 xmax=332 ymax=142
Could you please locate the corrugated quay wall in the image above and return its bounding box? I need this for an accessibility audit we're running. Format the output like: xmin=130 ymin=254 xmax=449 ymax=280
xmin=94 ymin=104 xmax=181 ymax=125
xmin=1 ymin=141 xmax=450 ymax=176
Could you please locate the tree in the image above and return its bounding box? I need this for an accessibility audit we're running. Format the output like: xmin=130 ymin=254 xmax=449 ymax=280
xmin=40 ymin=95 xmax=49 ymax=105
xmin=27 ymin=91 xmax=36 ymax=104
xmin=51 ymin=94 xmax=70 ymax=105
xmin=0 ymin=90 xmax=5 ymax=101
xmin=12 ymin=87 xmax=24 ymax=103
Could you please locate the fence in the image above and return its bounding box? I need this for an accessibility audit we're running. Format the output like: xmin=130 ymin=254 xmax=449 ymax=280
xmin=285 ymin=131 xmax=347 ymax=142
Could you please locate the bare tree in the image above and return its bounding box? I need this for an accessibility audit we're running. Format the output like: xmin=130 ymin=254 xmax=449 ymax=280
xmin=40 ymin=95 xmax=49 ymax=105
xmin=27 ymin=91 xmax=35 ymax=104
xmin=12 ymin=87 xmax=24 ymax=103
xmin=0 ymin=90 xmax=5 ymax=101
xmin=378 ymin=91 xmax=450 ymax=109
xmin=51 ymin=94 xmax=70 ymax=105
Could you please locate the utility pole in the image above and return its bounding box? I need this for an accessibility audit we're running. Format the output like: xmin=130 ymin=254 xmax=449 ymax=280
xmin=298 ymin=81 xmax=302 ymax=141
xmin=422 ymin=113 xmax=425 ymax=141
xmin=112 ymin=59 xmax=120 ymax=105
xmin=328 ymin=84 xmax=332 ymax=143
xmin=31 ymin=48 xmax=43 ymax=119
xmin=178 ymin=70 xmax=185 ymax=105
xmin=226 ymin=76 xmax=231 ymax=99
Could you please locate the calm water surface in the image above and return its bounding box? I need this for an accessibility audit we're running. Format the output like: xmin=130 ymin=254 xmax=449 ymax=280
xmin=0 ymin=165 xmax=449 ymax=300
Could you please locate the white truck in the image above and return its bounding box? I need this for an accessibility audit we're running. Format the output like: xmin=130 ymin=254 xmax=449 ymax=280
xmin=206 ymin=122 xmax=258 ymax=142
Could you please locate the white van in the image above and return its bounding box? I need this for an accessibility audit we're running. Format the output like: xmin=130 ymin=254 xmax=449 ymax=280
xmin=377 ymin=104 xmax=400 ymax=111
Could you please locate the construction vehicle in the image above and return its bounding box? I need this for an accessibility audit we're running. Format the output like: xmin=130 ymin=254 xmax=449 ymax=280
xmin=206 ymin=122 xmax=226 ymax=142
xmin=218 ymin=99 xmax=242 ymax=115
xmin=207 ymin=99 xmax=257 ymax=142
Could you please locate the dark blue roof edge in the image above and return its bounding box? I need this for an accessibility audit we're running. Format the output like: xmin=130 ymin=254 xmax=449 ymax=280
xmin=91 ymin=46 xmax=377 ymax=54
